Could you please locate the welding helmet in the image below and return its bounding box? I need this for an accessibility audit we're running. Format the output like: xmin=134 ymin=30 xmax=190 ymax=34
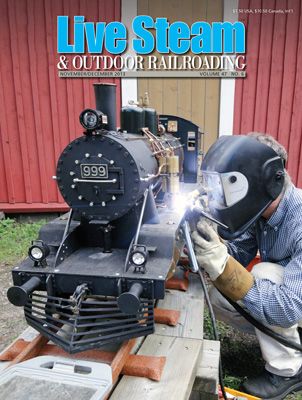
xmin=201 ymin=135 xmax=285 ymax=240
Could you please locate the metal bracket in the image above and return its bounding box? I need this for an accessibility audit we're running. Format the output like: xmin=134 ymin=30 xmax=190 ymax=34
xmin=125 ymin=188 xmax=149 ymax=272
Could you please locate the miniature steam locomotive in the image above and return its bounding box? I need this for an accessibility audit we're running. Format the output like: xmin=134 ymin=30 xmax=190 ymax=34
xmin=7 ymin=83 xmax=201 ymax=353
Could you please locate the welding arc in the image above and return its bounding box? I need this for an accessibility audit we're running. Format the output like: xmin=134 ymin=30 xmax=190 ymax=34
xmin=221 ymin=293 xmax=302 ymax=352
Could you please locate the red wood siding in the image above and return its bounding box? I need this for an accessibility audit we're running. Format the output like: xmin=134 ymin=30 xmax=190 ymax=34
xmin=0 ymin=0 xmax=121 ymax=213
xmin=234 ymin=0 xmax=302 ymax=187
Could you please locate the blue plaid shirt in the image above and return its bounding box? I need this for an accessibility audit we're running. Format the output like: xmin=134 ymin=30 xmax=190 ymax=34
xmin=227 ymin=184 xmax=302 ymax=328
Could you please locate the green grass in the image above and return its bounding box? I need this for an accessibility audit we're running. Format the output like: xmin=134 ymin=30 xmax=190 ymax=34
xmin=203 ymin=307 xmax=232 ymax=340
xmin=203 ymin=307 xmax=263 ymax=390
xmin=287 ymin=395 xmax=302 ymax=400
xmin=0 ymin=218 xmax=45 ymax=264
xmin=203 ymin=308 xmax=302 ymax=398
xmin=203 ymin=308 xmax=242 ymax=390
xmin=222 ymin=375 xmax=242 ymax=390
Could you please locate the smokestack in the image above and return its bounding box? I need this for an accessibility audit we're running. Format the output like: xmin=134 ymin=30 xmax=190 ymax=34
xmin=93 ymin=83 xmax=117 ymax=131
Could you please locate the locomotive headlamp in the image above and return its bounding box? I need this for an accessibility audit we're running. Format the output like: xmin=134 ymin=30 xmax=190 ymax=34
xmin=30 ymin=246 xmax=43 ymax=260
xmin=28 ymin=240 xmax=50 ymax=266
xmin=130 ymin=246 xmax=148 ymax=268
xmin=131 ymin=252 xmax=146 ymax=266
xmin=79 ymin=108 xmax=108 ymax=131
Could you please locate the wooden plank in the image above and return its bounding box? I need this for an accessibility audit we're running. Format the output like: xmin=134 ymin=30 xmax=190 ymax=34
xmin=64 ymin=0 xmax=78 ymax=142
xmin=240 ymin=0 xmax=262 ymax=133
xmin=31 ymin=0 xmax=57 ymax=203
xmin=8 ymin=0 xmax=32 ymax=203
xmin=155 ymin=273 xmax=204 ymax=340
xmin=111 ymin=339 xmax=137 ymax=382
xmin=234 ymin=0 xmax=302 ymax=186
xmin=17 ymin=0 xmax=45 ymax=204
xmin=8 ymin=334 xmax=48 ymax=367
xmin=162 ymin=0 xmax=179 ymax=116
xmin=111 ymin=268 xmax=205 ymax=398
xmin=233 ymin=0 xmax=250 ymax=134
xmin=0 ymin=56 xmax=14 ymax=202
xmin=27 ymin=0 xmax=49 ymax=204
xmin=2 ymin=202 xmax=69 ymax=213
xmin=253 ymin=0 xmax=275 ymax=132
xmin=155 ymin=291 xmax=204 ymax=339
xmin=113 ymin=0 xmax=122 ymax=126
xmin=204 ymin=0 xmax=222 ymax=152
xmin=0 ymin=328 xmax=39 ymax=372
xmin=290 ymin=9 xmax=302 ymax=186
xmin=0 ymin=1 xmax=113 ymax=210
xmin=146 ymin=0 xmax=163 ymax=112
xmin=177 ymin=0 xmax=193 ymax=122
xmin=110 ymin=335 xmax=202 ymax=400
xmin=192 ymin=339 xmax=220 ymax=399
xmin=137 ymin=0 xmax=222 ymax=152
xmin=265 ymin=0 xmax=287 ymax=136
xmin=137 ymin=0 xmax=149 ymax=101
xmin=191 ymin=1 xmax=207 ymax=143
xmin=277 ymin=0 xmax=300 ymax=151
xmin=51 ymin=0 xmax=72 ymax=160
xmin=44 ymin=0 xmax=66 ymax=203
xmin=0 ymin=74 xmax=9 ymax=204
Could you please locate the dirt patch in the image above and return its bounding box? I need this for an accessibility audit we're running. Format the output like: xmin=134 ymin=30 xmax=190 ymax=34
xmin=0 ymin=261 xmax=27 ymax=352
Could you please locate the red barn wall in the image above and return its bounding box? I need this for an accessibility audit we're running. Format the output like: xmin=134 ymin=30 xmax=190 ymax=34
xmin=0 ymin=0 xmax=121 ymax=213
xmin=233 ymin=0 xmax=302 ymax=187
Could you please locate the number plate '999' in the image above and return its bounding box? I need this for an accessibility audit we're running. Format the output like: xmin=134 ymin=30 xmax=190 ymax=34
xmin=80 ymin=164 xmax=108 ymax=179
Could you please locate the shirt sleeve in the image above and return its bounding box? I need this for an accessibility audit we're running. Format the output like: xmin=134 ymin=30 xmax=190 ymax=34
xmin=226 ymin=226 xmax=258 ymax=267
xmin=243 ymin=232 xmax=302 ymax=328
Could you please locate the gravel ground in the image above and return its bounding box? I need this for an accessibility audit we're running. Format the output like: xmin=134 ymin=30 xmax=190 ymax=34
xmin=0 ymin=261 xmax=27 ymax=352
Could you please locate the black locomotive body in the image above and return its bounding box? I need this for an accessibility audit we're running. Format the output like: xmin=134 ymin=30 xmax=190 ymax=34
xmin=7 ymin=83 xmax=201 ymax=353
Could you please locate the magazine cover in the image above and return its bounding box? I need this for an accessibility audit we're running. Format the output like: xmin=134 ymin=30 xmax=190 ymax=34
xmin=0 ymin=1 xmax=301 ymax=399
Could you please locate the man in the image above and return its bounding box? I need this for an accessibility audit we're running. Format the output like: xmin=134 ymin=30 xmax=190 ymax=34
xmin=191 ymin=133 xmax=302 ymax=399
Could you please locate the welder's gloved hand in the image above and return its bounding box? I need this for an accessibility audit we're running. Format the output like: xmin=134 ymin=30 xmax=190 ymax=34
xmin=191 ymin=220 xmax=229 ymax=281
xmin=191 ymin=219 xmax=255 ymax=301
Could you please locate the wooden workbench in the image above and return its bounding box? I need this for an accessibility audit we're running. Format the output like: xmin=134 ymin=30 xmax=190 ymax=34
xmin=111 ymin=271 xmax=205 ymax=400
xmin=0 ymin=271 xmax=220 ymax=400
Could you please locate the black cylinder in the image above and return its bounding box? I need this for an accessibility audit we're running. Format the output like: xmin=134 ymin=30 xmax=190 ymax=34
xmin=144 ymin=108 xmax=157 ymax=135
xmin=121 ymin=106 xmax=145 ymax=134
xmin=94 ymin=83 xmax=116 ymax=131
xmin=7 ymin=276 xmax=41 ymax=307
xmin=117 ymin=283 xmax=143 ymax=315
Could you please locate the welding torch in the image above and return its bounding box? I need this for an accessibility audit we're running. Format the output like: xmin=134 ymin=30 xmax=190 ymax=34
xmin=179 ymin=189 xmax=225 ymax=271
xmin=179 ymin=189 xmax=211 ymax=273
